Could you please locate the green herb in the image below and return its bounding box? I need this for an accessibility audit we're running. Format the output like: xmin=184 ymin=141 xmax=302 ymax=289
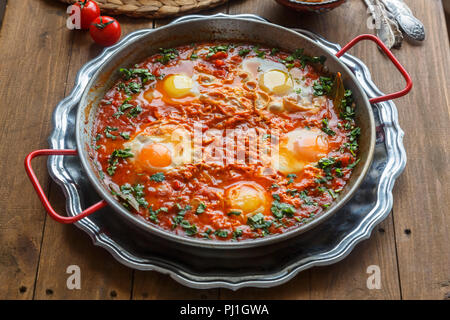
xmin=238 ymin=48 xmax=251 ymax=57
xmin=253 ymin=46 xmax=265 ymax=58
xmin=280 ymin=48 xmax=326 ymax=68
xmin=286 ymin=189 xmax=298 ymax=196
xmin=347 ymin=158 xmax=360 ymax=169
xmin=196 ymin=202 xmax=206 ymax=215
xmin=321 ymin=118 xmax=336 ymax=136
xmin=119 ymin=68 xmax=155 ymax=83
xmin=104 ymin=126 xmax=118 ymax=140
xmin=247 ymin=213 xmax=272 ymax=236
xmin=214 ymin=229 xmax=229 ymax=238
xmin=271 ymin=48 xmax=280 ymax=56
xmin=150 ymin=172 xmax=165 ymax=182
xmin=232 ymin=229 xmax=243 ymax=240
xmin=271 ymin=200 xmax=295 ymax=219
xmin=313 ymin=76 xmax=333 ymax=96
xmin=342 ymin=126 xmax=360 ymax=156
xmin=227 ymin=210 xmax=242 ymax=216
xmin=317 ymin=157 xmax=336 ymax=169
xmin=111 ymin=148 xmax=134 ymax=158
xmin=106 ymin=149 xmax=133 ymax=176
xmin=171 ymin=204 xmax=192 ymax=229
xmin=203 ymin=228 xmax=213 ymax=239
xmin=118 ymin=81 xmax=142 ymax=95
xmin=287 ymin=173 xmax=297 ymax=185
xmin=156 ymin=48 xmax=179 ymax=64
xmin=120 ymin=132 xmax=130 ymax=140
xmin=180 ymin=220 xmax=198 ymax=236
xmin=113 ymin=97 xmax=133 ymax=118
xmin=206 ymin=45 xmax=229 ymax=59
xmin=190 ymin=53 xmax=198 ymax=60
xmin=270 ymin=183 xmax=280 ymax=189
xmin=299 ymin=190 xmax=316 ymax=206
xmin=127 ymin=105 xmax=142 ymax=118
xmin=148 ymin=206 xmax=168 ymax=223
xmin=328 ymin=189 xmax=338 ymax=199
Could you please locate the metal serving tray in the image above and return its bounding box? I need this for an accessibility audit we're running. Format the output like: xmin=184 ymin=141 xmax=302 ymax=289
xmin=47 ymin=14 xmax=406 ymax=290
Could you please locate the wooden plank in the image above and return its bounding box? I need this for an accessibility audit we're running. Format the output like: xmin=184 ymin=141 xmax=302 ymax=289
xmin=0 ymin=0 xmax=74 ymax=299
xmin=34 ymin=14 xmax=153 ymax=300
xmin=390 ymin=0 xmax=450 ymax=300
xmin=131 ymin=3 xmax=229 ymax=301
xmin=222 ymin=0 xmax=402 ymax=299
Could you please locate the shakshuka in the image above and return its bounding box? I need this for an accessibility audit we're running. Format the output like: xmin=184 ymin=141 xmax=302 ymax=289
xmin=91 ymin=42 xmax=360 ymax=241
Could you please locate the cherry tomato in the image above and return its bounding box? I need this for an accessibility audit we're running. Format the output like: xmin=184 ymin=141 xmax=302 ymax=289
xmin=89 ymin=16 xmax=121 ymax=47
xmin=73 ymin=0 xmax=100 ymax=30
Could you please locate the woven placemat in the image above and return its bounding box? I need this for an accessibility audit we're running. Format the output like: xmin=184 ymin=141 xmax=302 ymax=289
xmin=58 ymin=0 xmax=228 ymax=19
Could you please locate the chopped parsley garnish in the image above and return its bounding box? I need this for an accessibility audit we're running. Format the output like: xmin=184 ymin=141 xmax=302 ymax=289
xmin=118 ymin=81 xmax=142 ymax=95
xmin=238 ymin=48 xmax=251 ymax=57
xmin=148 ymin=206 xmax=168 ymax=223
xmin=321 ymin=118 xmax=336 ymax=136
xmin=287 ymin=173 xmax=297 ymax=184
xmin=107 ymin=148 xmax=134 ymax=176
xmin=180 ymin=220 xmax=198 ymax=236
xmin=271 ymin=48 xmax=280 ymax=56
xmin=227 ymin=210 xmax=242 ymax=216
xmin=119 ymin=68 xmax=155 ymax=83
xmin=120 ymin=183 xmax=148 ymax=209
xmin=247 ymin=213 xmax=272 ymax=236
xmin=203 ymin=228 xmax=213 ymax=239
xmin=299 ymin=191 xmax=317 ymax=206
xmin=253 ymin=46 xmax=265 ymax=58
xmin=280 ymin=48 xmax=326 ymax=68
xmin=196 ymin=202 xmax=206 ymax=215
xmin=127 ymin=105 xmax=142 ymax=118
xmin=313 ymin=76 xmax=333 ymax=96
xmin=190 ymin=53 xmax=198 ymax=60
xmin=156 ymin=48 xmax=179 ymax=64
xmin=317 ymin=157 xmax=336 ymax=169
xmin=113 ymin=97 xmax=133 ymax=118
xmin=120 ymin=132 xmax=130 ymax=140
xmin=271 ymin=199 xmax=295 ymax=219
xmin=106 ymin=148 xmax=134 ymax=176
xmin=347 ymin=158 xmax=360 ymax=169
xmin=232 ymin=229 xmax=243 ymax=240
xmin=171 ymin=204 xmax=192 ymax=229
xmin=150 ymin=172 xmax=165 ymax=182
xmin=104 ymin=126 xmax=118 ymax=140
xmin=206 ymin=45 xmax=229 ymax=59
xmin=214 ymin=229 xmax=229 ymax=238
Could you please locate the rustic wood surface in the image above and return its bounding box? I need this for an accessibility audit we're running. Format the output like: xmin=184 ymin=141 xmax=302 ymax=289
xmin=0 ymin=0 xmax=448 ymax=300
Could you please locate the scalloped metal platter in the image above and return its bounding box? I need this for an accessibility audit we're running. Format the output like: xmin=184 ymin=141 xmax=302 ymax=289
xmin=47 ymin=14 xmax=406 ymax=290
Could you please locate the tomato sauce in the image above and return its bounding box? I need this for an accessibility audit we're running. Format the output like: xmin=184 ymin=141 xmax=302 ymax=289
xmin=91 ymin=42 xmax=360 ymax=241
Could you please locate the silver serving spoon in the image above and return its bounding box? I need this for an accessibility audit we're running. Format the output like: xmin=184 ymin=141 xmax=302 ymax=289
xmin=380 ymin=0 xmax=425 ymax=41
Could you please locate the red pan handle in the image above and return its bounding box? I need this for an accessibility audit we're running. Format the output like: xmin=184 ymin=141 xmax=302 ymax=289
xmin=336 ymin=34 xmax=412 ymax=104
xmin=25 ymin=149 xmax=108 ymax=223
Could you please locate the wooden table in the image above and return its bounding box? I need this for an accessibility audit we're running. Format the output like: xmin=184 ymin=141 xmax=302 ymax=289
xmin=0 ymin=0 xmax=448 ymax=300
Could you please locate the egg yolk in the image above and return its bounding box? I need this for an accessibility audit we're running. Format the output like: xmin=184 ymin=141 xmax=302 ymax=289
xmin=293 ymin=133 xmax=329 ymax=162
xmin=260 ymin=70 xmax=293 ymax=95
xmin=225 ymin=182 xmax=268 ymax=217
xmin=139 ymin=143 xmax=172 ymax=168
xmin=162 ymin=74 xmax=193 ymax=98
